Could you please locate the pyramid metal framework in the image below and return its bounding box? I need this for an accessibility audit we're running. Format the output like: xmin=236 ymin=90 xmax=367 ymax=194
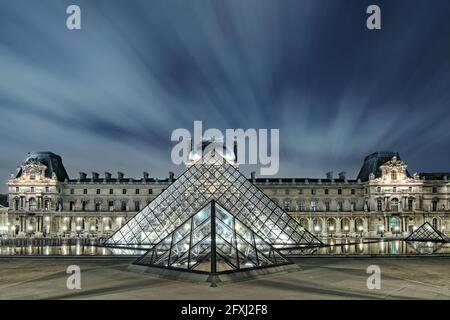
xmin=105 ymin=152 xmax=322 ymax=250
xmin=135 ymin=200 xmax=291 ymax=274
xmin=405 ymin=222 xmax=447 ymax=242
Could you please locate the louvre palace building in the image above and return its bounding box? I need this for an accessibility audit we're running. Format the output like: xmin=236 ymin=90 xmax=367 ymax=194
xmin=3 ymin=149 xmax=450 ymax=239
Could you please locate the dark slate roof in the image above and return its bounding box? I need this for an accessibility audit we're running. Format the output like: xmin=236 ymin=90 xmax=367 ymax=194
xmin=357 ymin=151 xmax=410 ymax=182
xmin=16 ymin=152 xmax=69 ymax=182
xmin=419 ymin=172 xmax=450 ymax=180
xmin=0 ymin=194 xmax=7 ymax=207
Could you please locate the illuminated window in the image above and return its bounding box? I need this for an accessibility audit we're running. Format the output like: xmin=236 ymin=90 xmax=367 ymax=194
xmin=310 ymin=200 xmax=317 ymax=212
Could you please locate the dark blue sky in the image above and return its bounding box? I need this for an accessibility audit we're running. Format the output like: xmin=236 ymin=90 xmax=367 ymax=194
xmin=1 ymin=0 xmax=450 ymax=192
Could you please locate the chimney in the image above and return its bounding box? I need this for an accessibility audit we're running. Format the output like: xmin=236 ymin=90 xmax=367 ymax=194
xmin=169 ymin=171 xmax=174 ymax=182
xmin=326 ymin=171 xmax=333 ymax=180
xmin=79 ymin=172 xmax=87 ymax=180
xmin=92 ymin=172 xmax=99 ymax=180
xmin=104 ymin=172 xmax=112 ymax=180
xmin=118 ymin=172 xmax=124 ymax=180
xmin=251 ymin=171 xmax=255 ymax=182
xmin=143 ymin=171 xmax=149 ymax=179
xmin=338 ymin=172 xmax=346 ymax=180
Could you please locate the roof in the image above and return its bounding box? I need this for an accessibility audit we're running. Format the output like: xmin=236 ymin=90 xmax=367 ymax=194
xmin=357 ymin=151 xmax=410 ymax=181
xmin=16 ymin=152 xmax=69 ymax=182
xmin=419 ymin=172 xmax=450 ymax=181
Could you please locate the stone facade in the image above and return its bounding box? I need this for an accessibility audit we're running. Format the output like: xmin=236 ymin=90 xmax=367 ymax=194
xmin=4 ymin=152 xmax=450 ymax=238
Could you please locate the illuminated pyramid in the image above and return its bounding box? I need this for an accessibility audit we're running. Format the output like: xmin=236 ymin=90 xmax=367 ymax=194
xmin=135 ymin=201 xmax=292 ymax=277
xmin=405 ymin=222 xmax=446 ymax=242
xmin=105 ymin=150 xmax=322 ymax=250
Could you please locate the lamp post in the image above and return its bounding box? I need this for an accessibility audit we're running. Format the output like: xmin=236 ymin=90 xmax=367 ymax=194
xmin=358 ymin=225 xmax=363 ymax=237
xmin=314 ymin=225 xmax=321 ymax=238
xmin=343 ymin=225 xmax=349 ymax=237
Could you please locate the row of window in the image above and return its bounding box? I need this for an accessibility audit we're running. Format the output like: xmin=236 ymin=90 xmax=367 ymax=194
xmin=76 ymin=188 xmax=155 ymax=195
xmin=277 ymin=188 xmax=357 ymax=196
xmin=67 ymin=200 xmax=147 ymax=212
xmin=279 ymin=199 xmax=358 ymax=212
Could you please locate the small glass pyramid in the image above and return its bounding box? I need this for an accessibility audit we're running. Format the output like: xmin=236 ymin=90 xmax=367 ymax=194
xmin=105 ymin=151 xmax=322 ymax=249
xmin=405 ymin=222 xmax=446 ymax=242
xmin=135 ymin=200 xmax=291 ymax=273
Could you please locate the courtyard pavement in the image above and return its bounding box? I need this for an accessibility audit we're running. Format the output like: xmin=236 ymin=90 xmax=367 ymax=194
xmin=0 ymin=257 xmax=449 ymax=299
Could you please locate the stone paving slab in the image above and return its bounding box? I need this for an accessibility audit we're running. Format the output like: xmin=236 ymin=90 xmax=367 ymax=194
xmin=0 ymin=258 xmax=449 ymax=300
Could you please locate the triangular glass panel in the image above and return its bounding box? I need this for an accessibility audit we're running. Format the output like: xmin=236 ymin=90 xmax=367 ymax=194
xmin=105 ymin=151 xmax=322 ymax=249
xmin=134 ymin=201 xmax=292 ymax=274
xmin=405 ymin=222 xmax=446 ymax=242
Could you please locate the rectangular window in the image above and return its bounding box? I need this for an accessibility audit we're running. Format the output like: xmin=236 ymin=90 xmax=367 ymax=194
xmin=96 ymin=189 xmax=100 ymax=195
xmin=324 ymin=189 xmax=329 ymax=195
xmin=325 ymin=201 xmax=330 ymax=211
xmin=136 ymin=189 xmax=140 ymax=195
xmin=298 ymin=189 xmax=303 ymax=195
xmin=338 ymin=188 xmax=342 ymax=195
xmin=408 ymin=199 xmax=413 ymax=211
xmin=83 ymin=189 xmax=87 ymax=195
xmin=149 ymin=189 xmax=153 ymax=194
xmin=70 ymin=188 xmax=74 ymax=195
xmin=432 ymin=187 xmax=437 ymax=193
xmin=46 ymin=187 xmax=50 ymax=193
xmin=351 ymin=189 xmax=355 ymax=195
xmin=109 ymin=189 xmax=113 ymax=195
xmin=108 ymin=201 xmax=114 ymax=211
xmin=377 ymin=199 xmax=383 ymax=211
xmin=121 ymin=201 xmax=127 ymax=211
xmin=95 ymin=201 xmax=101 ymax=212
xmin=134 ymin=201 xmax=140 ymax=211
xmin=377 ymin=187 xmax=381 ymax=192
xmin=122 ymin=189 xmax=127 ymax=195
xmin=69 ymin=201 xmax=75 ymax=211
xmin=30 ymin=187 xmax=34 ymax=193
xmin=16 ymin=187 xmax=19 ymax=192
xmin=82 ymin=201 xmax=88 ymax=211
xmin=311 ymin=189 xmax=316 ymax=195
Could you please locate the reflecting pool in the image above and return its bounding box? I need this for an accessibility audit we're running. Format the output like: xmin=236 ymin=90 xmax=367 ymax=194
xmin=0 ymin=239 xmax=448 ymax=256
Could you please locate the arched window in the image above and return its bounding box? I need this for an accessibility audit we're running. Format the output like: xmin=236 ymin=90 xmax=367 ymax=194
xmin=283 ymin=199 xmax=291 ymax=211
xmin=310 ymin=200 xmax=317 ymax=212
xmin=29 ymin=198 xmax=37 ymax=211
xmin=391 ymin=170 xmax=397 ymax=180
xmin=432 ymin=218 xmax=439 ymax=230
xmin=391 ymin=198 xmax=399 ymax=212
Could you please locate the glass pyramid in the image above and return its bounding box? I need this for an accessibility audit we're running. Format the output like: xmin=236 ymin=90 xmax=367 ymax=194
xmin=134 ymin=200 xmax=291 ymax=273
xmin=405 ymin=222 xmax=446 ymax=242
xmin=105 ymin=151 xmax=322 ymax=249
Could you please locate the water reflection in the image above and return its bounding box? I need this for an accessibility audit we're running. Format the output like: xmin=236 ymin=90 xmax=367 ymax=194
xmin=0 ymin=240 xmax=448 ymax=256
xmin=282 ymin=239 xmax=450 ymax=256
xmin=0 ymin=245 xmax=145 ymax=256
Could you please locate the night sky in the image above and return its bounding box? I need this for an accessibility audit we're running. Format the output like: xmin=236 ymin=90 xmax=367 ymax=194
xmin=1 ymin=0 xmax=450 ymax=192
